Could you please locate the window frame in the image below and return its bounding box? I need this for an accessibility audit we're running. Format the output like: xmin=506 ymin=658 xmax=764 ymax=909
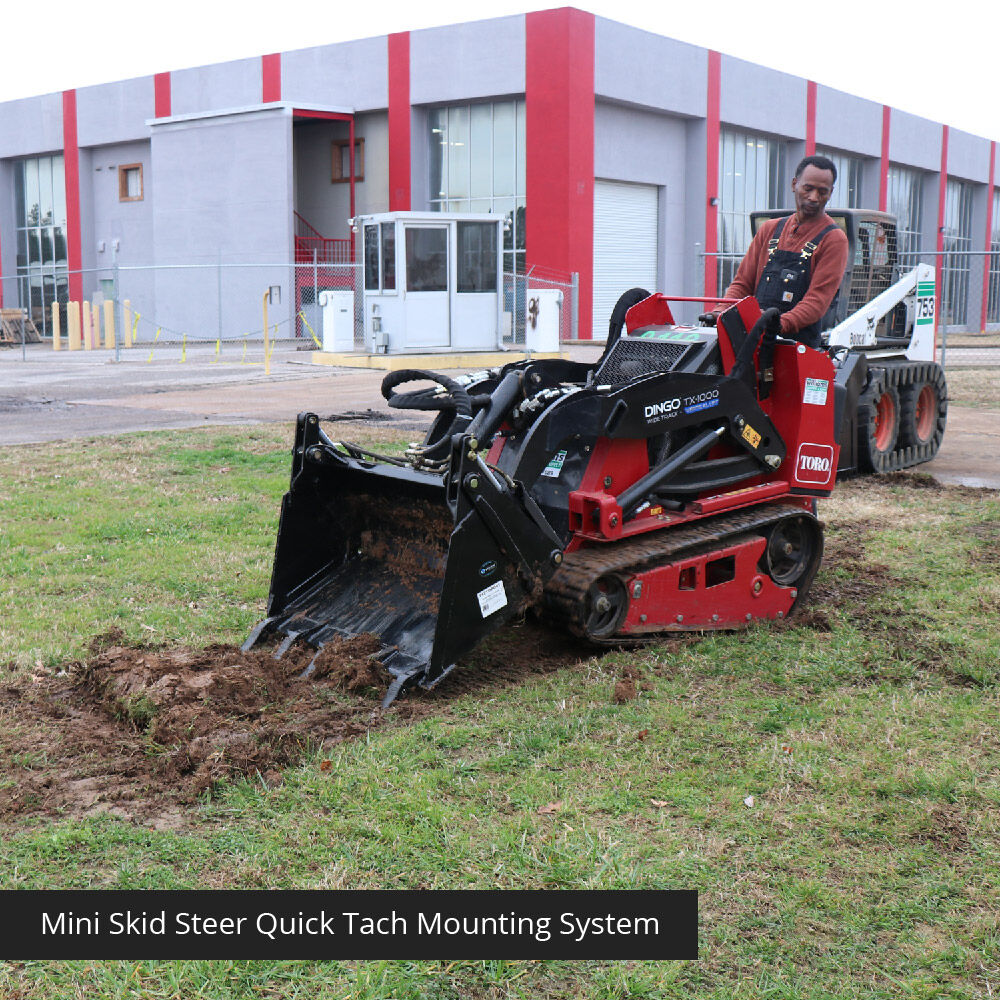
xmin=118 ymin=163 xmax=143 ymax=202
xmin=331 ymin=138 xmax=365 ymax=184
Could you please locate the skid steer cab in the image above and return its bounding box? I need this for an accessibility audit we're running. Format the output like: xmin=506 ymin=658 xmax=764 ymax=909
xmin=245 ymin=293 xmax=840 ymax=706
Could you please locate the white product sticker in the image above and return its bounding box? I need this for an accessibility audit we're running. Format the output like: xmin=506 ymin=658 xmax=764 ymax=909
xmin=540 ymin=449 xmax=568 ymax=478
xmin=477 ymin=579 xmax=508 ymax=618
xmin=803 ymin=377 xmax=829 ymax=406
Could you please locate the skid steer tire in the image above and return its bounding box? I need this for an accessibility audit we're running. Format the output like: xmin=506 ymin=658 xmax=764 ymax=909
xmin=858 ymin=372 xmax=901 ymax=474
xmin=899 ymin=363 xmax=947 ymax=463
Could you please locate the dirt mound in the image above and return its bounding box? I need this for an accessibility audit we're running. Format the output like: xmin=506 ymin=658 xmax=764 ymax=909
xmin=0 ymin=622 xmax=591 ymax=827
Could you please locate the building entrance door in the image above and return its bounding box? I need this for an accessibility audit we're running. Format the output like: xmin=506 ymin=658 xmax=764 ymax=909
xmin=403 ymin=225 xmax=450 ymax=347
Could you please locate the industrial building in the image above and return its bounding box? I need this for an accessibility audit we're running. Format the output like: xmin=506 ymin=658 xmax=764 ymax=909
xmin=0 ymin=6 xmax=997 ymax=346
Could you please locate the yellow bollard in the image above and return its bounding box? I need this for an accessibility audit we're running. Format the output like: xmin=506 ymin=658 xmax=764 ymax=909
xmin=68 ymin=301 xmax=81 ymax=350
xmin=181 ymin=333 xmax=187 ymax=363
xmin=103 ymin=300 xmax=115 ymax=349
xmin=91 ymin=298 xmax=102 ymax=349
xmin=263 ymin=291 xmax=270 ymax=376
xmin=131 ymin=311 xmax=140 ymax=347
xmin=122 ymin=300 xmax=132 ymax=347
xmin=82 ymin=301 xmax=93 ymax=350
xmin=51 ymin=302 xmax=61 ymax=350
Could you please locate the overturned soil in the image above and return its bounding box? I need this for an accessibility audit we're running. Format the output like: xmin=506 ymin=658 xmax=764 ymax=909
xmin=0 ymin=623 xmax=593 ymax=828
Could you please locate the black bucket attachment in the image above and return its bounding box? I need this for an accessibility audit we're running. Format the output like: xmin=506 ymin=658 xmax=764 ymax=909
xmin=245 ymin=413 xmax=565 ymax=706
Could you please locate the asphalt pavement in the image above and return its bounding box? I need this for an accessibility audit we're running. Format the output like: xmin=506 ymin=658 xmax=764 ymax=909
xmin=1 ymin=341 xmax=996 ymax=488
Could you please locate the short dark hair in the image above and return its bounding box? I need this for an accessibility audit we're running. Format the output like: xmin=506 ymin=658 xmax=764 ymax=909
xmin=795 ymin=155 xmax=837 ymax=184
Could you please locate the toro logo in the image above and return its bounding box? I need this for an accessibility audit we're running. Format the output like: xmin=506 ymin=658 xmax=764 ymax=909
xmin=795 ymin=443 xmax=835 ymax=485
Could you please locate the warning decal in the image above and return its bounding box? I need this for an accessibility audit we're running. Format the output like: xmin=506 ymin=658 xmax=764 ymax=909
xmin=477 ymin=580 xmax=508 ymax=618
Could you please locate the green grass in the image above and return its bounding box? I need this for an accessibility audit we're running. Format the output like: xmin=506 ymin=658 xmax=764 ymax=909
xmin=1 ymin=427 xmax=999 ymax=998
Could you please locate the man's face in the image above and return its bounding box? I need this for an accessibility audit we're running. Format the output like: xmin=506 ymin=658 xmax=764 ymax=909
xmin=792 ymin=165 xmax=835 ymax=220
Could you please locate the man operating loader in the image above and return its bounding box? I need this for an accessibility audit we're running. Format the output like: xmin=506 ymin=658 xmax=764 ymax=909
xmin=709 ymin=155 xmax=849 ymax=348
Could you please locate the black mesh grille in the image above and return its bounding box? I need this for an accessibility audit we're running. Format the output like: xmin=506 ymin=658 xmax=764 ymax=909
xmin=596 ymin=338 xmax=691 ymax=385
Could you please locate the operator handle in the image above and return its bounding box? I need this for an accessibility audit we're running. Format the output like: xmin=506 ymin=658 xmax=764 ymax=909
xmin=381 ymin=369 xmax=473 ymax=417
xmin=730 ymin=307 xmax=781 ymax=383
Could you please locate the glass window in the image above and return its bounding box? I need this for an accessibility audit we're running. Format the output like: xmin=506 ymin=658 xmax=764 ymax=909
xmin=405 ymin=227 xmax=448 ymax=292
xmin=815 ymin=148 xmax=864 ymax=209
xmin=717 ymin=128 xmax=787 ymax=293
xmin=941 ymin=178 xmax=974 ymax=326
xmin=492 ymin=101 xmax=515 ymax=199
xmin=987 ymin=190 xmax=1000 ymax=324
xmin=457 ymin=221 xmax=498 ymax=293
xmin=886 ymin=165 xmax=924 ymax=262
xmin=380 ymin=221 xmax=395 ymax=291
xmin=470 ymin=104 xmax=492 ymax=200
xmin=447 ymin=106 xmax=470 ymax=199
xmin=364 ymin=224 xmax=379 ymax=289
xmin=118 ymin=164 xmax=143 ymax=201
xmin=38 ymin=157 xmax=53 ymax=225
xmin=428 ymin=99 xmax=526 ymax=275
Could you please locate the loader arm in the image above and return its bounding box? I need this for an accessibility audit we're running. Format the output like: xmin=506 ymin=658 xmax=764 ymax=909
xmin=825 ymin=263 xmax=936 ymax=361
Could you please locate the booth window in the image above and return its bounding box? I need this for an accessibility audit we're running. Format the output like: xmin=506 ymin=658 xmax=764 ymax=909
xmin=457 ymin=222 xmax=497 ymax=292
xmin=405 ymin=228 xmax=447 ymax=292
xmin=381 ymin=222 xmax=395 ymax=291
xmin=364 ymin=225 xmax=379 ymax=289
xmin=332 ymin=139 xmax=364 ymax=183
xmin=119 ymin=164 xmax=143 ymax=201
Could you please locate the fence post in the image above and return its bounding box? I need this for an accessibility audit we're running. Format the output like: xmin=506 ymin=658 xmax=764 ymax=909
xmin=570 ymin=272 xmax=579 ymax=342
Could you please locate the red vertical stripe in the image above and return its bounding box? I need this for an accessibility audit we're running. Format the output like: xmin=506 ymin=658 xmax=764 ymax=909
xmin=62 ymin=90 xmax=83 ymax=303
xmin=805 ymin=80 xmax=816 ymax=156
xmin=935 ymin=125 xmax=949 ymax=354
xmin=703 ymin=50 xmax=721 ymax=299
xmin=387 ymin=32 xmax=411 ymax=211
xmin=154 ymin=72 xmax=171 ymax=118
xmin=879 ymin=105 xmax=890 ymax=213
xmin=526 ymin=8 xmax=595 ymax=339
xmin=262 ymin=53 xmax=281 ymax=103
xmin=981 ymin=141 xmax=996 ymax=332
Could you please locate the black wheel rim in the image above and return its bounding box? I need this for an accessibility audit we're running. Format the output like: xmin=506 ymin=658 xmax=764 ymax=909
xmin=766 ymin=517 xmax=815 ymax=587
xmin=583 ymin=576 xmax=628 ymax=639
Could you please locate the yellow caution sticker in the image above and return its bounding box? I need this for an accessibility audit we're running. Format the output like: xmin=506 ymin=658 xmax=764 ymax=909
xmin=741 ymin=424 xmax=762 ymax=449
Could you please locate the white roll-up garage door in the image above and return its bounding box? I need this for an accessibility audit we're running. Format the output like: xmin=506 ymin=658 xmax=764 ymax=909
xmin=592 ymin=180 xmax=659 ymax=340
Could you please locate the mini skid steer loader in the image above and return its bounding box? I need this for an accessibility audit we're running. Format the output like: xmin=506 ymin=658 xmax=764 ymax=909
xmin=245 ymin=294 xmax=845 ymax=706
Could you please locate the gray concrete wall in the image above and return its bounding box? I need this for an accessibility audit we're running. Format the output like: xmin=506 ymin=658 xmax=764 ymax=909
xmin=171 ymin=58 xmax=262 ymax=117
xmin=948 ymin=128 xmax=990 ymax=183
xmin=0 ymin=160 xmax=15 ymax=301
xmin=722 ymin=57 xmax=805 ymax=140
xmin=594 ymin=101 xmax=688 ymax=298
xmin=150 ymin=107 xmax=294 ymax=339
xmin=282 ymin=36 xmax=388 ymax=112
xmin=683 ymin=119 xmax=709 ymax=315
xmin=410 ymin=16 xmax=525 ymax=105
xmin=889 ymin=110 xmax=942 ymax=174
xmin=0 ymin=93 xmax=64 ymax=159
xmin=595 ymin=19 xmax=706 ymax=118
xmin=86 ymin=140 xmax=156 ymax=324
xmin=77 ymin=78 xmax=154 ymax=146
xmin=815 ymin=87 xmax=882 ymax=158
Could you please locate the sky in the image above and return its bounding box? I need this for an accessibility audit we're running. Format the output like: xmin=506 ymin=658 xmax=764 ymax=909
xmin=3 ymin=0 xmax=996 ymax=142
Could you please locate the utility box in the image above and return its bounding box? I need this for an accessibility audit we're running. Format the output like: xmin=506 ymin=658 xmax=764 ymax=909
xmin=357 ymin=211 xmax=503 ymax=352
xmin=525 ymin=288 xmax=562 ymax=353
xmin=319 ymin=290 xmax=354 ymax=351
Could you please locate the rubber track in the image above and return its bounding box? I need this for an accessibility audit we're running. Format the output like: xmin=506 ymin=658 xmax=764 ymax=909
xmin=543 ymin=501 xmax=817 ymax=637
xmin=863 ymin=361 xmax=948 ymax=472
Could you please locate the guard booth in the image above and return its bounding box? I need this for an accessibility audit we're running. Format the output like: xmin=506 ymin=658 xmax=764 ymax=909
xmin=357 ymin=212 xmax=503 ymax=352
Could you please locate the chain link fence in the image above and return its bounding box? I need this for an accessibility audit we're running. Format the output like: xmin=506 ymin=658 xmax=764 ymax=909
xmin=701 ymin=248 xmax=1000 ymax=371
xmin=1 ymin=260 xmax=579 ymax=359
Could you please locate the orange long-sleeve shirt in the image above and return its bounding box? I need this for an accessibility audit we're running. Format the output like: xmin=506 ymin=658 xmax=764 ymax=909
xmin=723 ymin=213 xmax=849 ymax=335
